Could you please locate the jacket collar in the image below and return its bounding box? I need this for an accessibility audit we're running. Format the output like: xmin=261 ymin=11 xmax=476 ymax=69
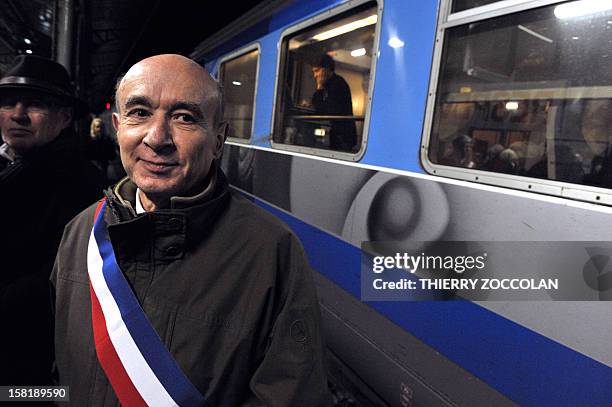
xmin=105 ymin=165 xmax=228 ymax=221
xmin=102 ymin=166 xmax=231 ymax=259
xmin=0 ymin=143 xmax=17 ymax=163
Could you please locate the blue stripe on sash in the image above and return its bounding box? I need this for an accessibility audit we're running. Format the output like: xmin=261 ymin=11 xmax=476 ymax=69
xmin=93 ymin=201 xmax=207 ymax=407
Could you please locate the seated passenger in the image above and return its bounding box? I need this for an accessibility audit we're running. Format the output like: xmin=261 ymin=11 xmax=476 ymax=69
xmin=310 ymin=54 xmax=357 ymax=152
xmin=491 ymin=148 xmax=519 ymax=174
xmin=483 ymin=143 xmax=504 ymax=170
xmin=441 ymin=133 xmax=476 ymax=169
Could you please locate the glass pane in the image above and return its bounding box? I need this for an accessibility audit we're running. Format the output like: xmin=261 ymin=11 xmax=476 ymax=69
xmin=274 ymin=2 xmax=377 ymax=153
xmin=429 ymin=1 xmax=612 ymax=188
xmin=219 ymin=49 xmax=259 ymax=140
xmin=452 ymin=0 xmax=504 ymax=13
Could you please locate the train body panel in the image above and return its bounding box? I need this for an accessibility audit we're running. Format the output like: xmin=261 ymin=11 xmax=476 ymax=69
xmin=220 ymin=143 xmax=612 ymax=406
xmin=362 ymin=0 xmax=437 ymax=171
xmin=194 ymin=0 xmax=612 ymax=405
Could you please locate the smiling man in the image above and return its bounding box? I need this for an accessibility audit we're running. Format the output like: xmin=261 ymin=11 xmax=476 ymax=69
xmin=51 ymin=55 xmax=331 ymax=406
xmin=0 ymin=55 xmax=101 ymax=386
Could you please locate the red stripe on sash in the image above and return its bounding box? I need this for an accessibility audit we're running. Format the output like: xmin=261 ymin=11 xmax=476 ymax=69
xmin=90 ymin=283 xmax=147 ymax=407
xmin=90 ymin=199 xmax=147 ymax=407
xmin=94 ymin=199 xmax=105 ymax=220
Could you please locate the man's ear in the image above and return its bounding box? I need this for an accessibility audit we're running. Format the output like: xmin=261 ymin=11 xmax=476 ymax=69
xmin=59 ymin=109 xmax=73 ymax=130
xmin=214 ymin=121 xmax=229 ymax=159
xmin=112 ymin=112 xmax=120 ymax=132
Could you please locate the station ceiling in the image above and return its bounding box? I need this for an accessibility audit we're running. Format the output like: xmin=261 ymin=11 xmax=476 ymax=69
xmin=0 ymin=0 xmax=268 ymax=113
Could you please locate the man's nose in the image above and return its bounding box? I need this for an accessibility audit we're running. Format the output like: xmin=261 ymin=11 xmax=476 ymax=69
xmin=11 ymin=102 xmax=30 ymax=123
xmin=143 ymin=115 xmax=174 ymax=152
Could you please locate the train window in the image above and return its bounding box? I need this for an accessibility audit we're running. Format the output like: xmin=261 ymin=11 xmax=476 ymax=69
xmin=272 ymin=1 xmax=378 ymax=159
xmin=219 ymin=46 xmax=259 ymax=141
xmin=426 ymin=1 xmax=612 ymax=190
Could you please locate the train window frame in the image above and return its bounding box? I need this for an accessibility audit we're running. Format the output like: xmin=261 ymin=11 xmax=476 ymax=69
xmin=420 ymin=0 xmax=612 ymax=205
xmin=270 ymin=0 xmax=383 ymax=162
xmin=448 ymin=0 xmax=562 ymax=21
xmin=218 ymin=43 xmax=261 ymax=144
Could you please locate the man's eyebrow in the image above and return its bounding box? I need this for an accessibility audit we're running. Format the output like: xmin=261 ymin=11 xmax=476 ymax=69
xmin=123 ymin=96 xmax=153 ymax=110
xmin=169 ymin=101 xmax=204 ymax=119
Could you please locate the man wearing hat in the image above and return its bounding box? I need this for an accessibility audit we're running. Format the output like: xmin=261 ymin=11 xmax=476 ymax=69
xmin=0 ymin=55 xmax=102 ymax=385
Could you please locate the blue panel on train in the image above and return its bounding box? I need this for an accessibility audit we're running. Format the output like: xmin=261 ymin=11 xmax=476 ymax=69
xmin=268 ymin=0 xmax=345 ymax=31
xmin=253 ymin=35 xmax=278 ymax=147
xmin=360 ymin=0 xmax=438 ymax=173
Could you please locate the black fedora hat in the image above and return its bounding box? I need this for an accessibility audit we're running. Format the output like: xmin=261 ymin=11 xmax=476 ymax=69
xmin=0 ymin=55 xmax=88 ymax=118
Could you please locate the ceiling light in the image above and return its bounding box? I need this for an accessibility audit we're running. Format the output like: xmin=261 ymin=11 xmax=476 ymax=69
xmin=24 ymin=38 xmax=31 ymax=44
xmin=505 ymin=101 xmax=519 ymax=110
xmin=232 ymin=81 xmax=242 ymax=86
xmin=350 ymin=48 xmax=366 ymax=57
xmin=388 ymin=37 xmax=405 ymax=48
xmin=312 ymin=15 xmax=377 ymax=41
xmin=554 ymin=0 xmax=612 ymax=19
xmin=25 ymin=49 xmax=32 ymax=54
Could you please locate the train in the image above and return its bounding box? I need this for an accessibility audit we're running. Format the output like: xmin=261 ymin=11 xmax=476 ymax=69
xmin=190 ymin=0 xmax=612 ymax=405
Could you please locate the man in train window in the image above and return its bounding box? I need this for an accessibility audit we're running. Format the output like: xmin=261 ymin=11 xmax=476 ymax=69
xmin=0 ymin=55 xmax=102 ymax=386
xmin=311 ymin=53 xmax=358 ymax=152
xmin=51 ymin=54 xmax=331 ymax=406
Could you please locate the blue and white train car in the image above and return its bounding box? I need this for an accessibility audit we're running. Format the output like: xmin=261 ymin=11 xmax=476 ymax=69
xmin=191 ymin=0 xmax=612 ymax=405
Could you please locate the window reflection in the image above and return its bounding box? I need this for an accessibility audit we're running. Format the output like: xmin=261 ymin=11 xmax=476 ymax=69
xmin=430 ymin=2 xmax=612 ymax=188
xmin=219 ymin=49 xmax=259 ymax=140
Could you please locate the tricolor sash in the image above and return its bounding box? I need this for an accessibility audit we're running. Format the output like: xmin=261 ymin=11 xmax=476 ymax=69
xmin=87 ymin=199 xmax=207 ymax=407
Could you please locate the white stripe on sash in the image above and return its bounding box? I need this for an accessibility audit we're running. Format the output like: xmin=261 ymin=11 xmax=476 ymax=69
xmin=88 ymin=229 xmax=180 ymax=407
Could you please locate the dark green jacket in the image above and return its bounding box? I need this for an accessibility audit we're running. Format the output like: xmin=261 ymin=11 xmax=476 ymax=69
xmin=51 ymin=169 xmax=331 ymax=406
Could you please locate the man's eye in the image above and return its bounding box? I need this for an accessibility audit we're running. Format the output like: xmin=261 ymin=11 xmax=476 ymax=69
xmin=174 ymin=113 xmax=196 ymax=123
xmin=28 ymin=101 xmax=50 ymax=109
xmin=127 ymin=108 xmax=150 ymax=118
xmin=0 ymin=98 xmax=17 ymax=108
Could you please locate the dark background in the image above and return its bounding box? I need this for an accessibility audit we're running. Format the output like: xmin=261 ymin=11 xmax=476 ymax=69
xmin=0 ymin=0 xmax=272 ymax=113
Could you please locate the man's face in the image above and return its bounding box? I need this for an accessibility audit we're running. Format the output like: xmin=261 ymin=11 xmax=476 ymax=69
xmin=312 ymin=66 xmax=332 ymax=89
xmin=0 ymin=91 xmax=71 ymax=154
xmin=113 ymin=56 xmax=224 ymax=200
xmin=92 ymin=120 xmax=103 ymax=137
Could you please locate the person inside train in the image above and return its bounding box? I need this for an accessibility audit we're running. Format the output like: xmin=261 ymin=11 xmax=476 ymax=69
xmin=310 ymin=53 xmax=357 ymax=152
xmin=490 ymin=148 xmax=519 ymax=174
xmin=483 ymin=143 xmax=504 ymax=170
xmin=51 ymin=54 xmax=331 ymax=406
xmin=441 ymin=133 xmax=476 ymax=169
xmin=0 ymin=55 xmax=102 ymax=386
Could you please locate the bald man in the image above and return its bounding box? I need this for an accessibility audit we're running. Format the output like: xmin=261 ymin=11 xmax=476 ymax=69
xmin=51 ymin=55 xmax=331 ymax=406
